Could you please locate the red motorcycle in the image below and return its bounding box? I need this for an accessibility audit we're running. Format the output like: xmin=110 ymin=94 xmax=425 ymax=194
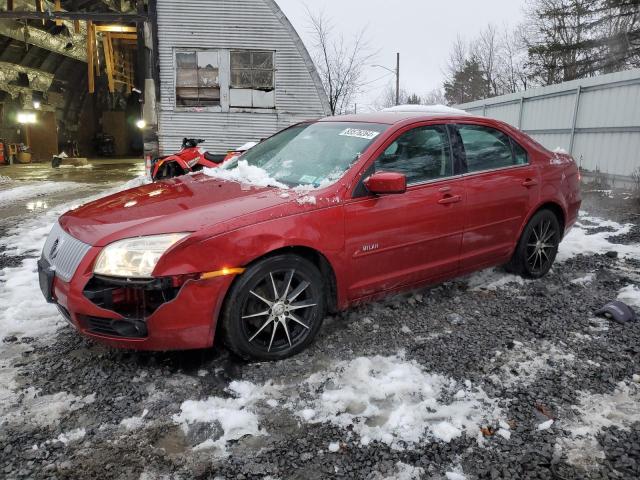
xmin=151 ymin=138 xmax=222 ymax=181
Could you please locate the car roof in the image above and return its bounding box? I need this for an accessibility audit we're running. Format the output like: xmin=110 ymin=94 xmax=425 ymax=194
xmin=318 ymin=111 xmax=481 ymax=126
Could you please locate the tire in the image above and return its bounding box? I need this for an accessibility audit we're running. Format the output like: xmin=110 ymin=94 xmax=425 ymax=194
xmin=221 ymin=254 xmax=326 ymax=361
xmin=507 ymin=209 xmax=561 ymax=279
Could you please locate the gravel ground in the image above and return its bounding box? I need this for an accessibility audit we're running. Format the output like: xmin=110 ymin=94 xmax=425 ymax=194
xmin=1 ymin=183 xmax=640 ymax=480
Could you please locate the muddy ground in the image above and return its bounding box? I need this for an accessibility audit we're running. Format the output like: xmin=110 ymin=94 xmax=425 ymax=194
xmin=1 ymin=167 xmax=639 ymax=480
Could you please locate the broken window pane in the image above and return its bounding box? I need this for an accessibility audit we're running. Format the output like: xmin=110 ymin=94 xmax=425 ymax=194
xmin=253 ymin=69 xmax=274 ymax=89
xmin=176 ymin=52 xmax=196 ymax=69
xmin=252 ymin=51 xmax=273 ymax=69
xmin=177 ymin=68 xmax=198 ymax=87
xmin=231 ymin=51 xmax=251 ymax=69
xmin=231 ymin=69 xmax=253 ymax=88
xmin=176 ymin=50 xmax=221 ymax=107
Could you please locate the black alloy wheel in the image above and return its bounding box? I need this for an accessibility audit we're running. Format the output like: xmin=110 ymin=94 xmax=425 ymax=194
xmin=222 ymin=254 xmax=325 ymax=361
xmin=508 ymin=209 xmax=561 ymax=279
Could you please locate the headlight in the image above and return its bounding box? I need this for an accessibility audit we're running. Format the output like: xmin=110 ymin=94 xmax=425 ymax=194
xmin=93 ymin=233 xmax=190 ymax=278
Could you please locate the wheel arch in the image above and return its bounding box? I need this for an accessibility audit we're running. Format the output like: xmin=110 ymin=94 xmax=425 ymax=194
xmin=530 ymin=201 xmax=566 ymax=235
xmin=220 ymin=245 xmax=339 ymax=319
xmin=213 ymin=245 xmax=339 ymax=348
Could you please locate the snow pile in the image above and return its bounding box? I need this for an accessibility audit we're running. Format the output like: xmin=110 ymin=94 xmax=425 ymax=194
xmin=558 ymin=214 xmax=639 ymax=262
xmin=120 ymin=409 xmax=149 ymax=430
xmin=553 ymin=146 xmax=569 ymax=154
xmin=617 ymin=284 xmax=640 ymax=309
xmin=173 ymin=380 xmax=269 ymax=455
xmin=557 ymin=380 xmax=640 ymax=469
xmin=296 ymin=195 xmax=317 ymax=205
xmin=490 ymin=341 xmax=575 ymax=387
xmin=203 ymin=160 xmax=287 ymax=189
xmin=445 ymin=465 xmax=468 ymax=480
xmin=571 ymin=273 xmax=595 ymax=286
xmin=371 ymin=462 xmax=425 ymax=480
xmin=0 ymin=182 xmax=83 ymax=204
xmin=0 ymin=258 xmax=62 ymax=339
xmin=57 ymin=428 xmax=86 ymax=445
xmin=382 ymin=104 xmax=469 ymax=116
xmin=290 ymin=355 xmax=501 ymax=447
xmin=2 ymin=388 xmax=96 ymax=427
xmin=466 ymin=268 xmax=526 ymax=291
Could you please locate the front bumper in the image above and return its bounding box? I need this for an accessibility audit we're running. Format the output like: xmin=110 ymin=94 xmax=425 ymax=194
xmin=38 ymin=247 xmax=234 ymax=351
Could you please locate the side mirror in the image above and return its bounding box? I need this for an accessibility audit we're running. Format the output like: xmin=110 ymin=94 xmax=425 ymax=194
xmin=364 ymin=171 xmax=407 ymax=195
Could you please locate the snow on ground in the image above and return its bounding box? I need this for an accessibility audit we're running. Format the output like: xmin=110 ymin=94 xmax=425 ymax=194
xmin=617 ymin=284 xmax=640 ymax=309
xmin=489 ymin=341 xmax=575 ymax=388
xmin=286 ymin=355 xmax=501 ymax=448
xmin=3 ymin=388 xmax=95 ymax=428
xmin=0 ymin=176 xmax=148 ymax=423
xmin=557 ymin=213 xmax=639 ymax=262
xmin=171 ymin=355 xmax=502 ymax=455
xmin=202 ymin=160 xmax=288 ymax=189
xmin=557 ymin=379 xmax=640 ymax=470
xmin=0 ymin=182 xmax=85 ymax=204
xmin=571 ymin=272 xmax=595 ymax=285
xmin=466 ymin=268 xmax=526 ymax=291
xmin=173 ymin=380 xmax=269 ymax=456
xmin=445 ymin=465 xmax=468 ymax=480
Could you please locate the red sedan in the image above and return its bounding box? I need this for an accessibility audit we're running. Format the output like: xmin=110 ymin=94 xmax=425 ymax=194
xmin=38 ymin=111 xmax=581 ymax=360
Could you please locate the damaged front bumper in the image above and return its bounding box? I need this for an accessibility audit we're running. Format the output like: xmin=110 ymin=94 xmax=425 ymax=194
xmin=38 ymin=247 xmax=234 ymax=351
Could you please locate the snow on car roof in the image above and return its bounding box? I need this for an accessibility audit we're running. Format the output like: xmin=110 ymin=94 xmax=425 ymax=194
xmin=382 ymin=104 xmax=470 ymax=115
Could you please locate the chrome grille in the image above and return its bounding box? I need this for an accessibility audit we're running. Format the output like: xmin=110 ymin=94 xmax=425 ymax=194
xmin=41 ymin=222 xmax=92 ymax=282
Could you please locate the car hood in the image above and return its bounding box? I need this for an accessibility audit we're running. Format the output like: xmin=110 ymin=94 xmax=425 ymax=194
xmin=59 ymin=174 xmax=326 ymax=246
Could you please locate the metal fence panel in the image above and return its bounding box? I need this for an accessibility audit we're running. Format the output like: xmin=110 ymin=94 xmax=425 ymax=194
xmin=457 ymin=69 xmax=640 ymax=177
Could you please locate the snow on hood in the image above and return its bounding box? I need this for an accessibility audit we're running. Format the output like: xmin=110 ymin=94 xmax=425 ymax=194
xmin=202 ymin=160 xmax=287 ymax=189
xmin=382 ymin=104 xmax=469 ymax=115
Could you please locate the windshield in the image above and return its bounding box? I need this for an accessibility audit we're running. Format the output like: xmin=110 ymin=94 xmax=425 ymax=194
xmin=222 ymin=122 xmax=388 ymax=188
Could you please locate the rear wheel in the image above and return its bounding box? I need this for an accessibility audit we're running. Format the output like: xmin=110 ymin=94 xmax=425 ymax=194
xmin=221 ymin=254 xmax=325 ymax=361
xmin=507 ymin=209 xmax=561 ymax=279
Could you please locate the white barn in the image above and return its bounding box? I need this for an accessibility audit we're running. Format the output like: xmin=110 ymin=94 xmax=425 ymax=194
xmin=152 ymin=0 xmax=330 ymax=156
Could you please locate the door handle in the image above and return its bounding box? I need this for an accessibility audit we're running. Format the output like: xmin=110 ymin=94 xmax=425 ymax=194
xmin=522 ymin=178 xmax=538 ymax=187
xmin=438 ymin=194 xmax=461 ymax=205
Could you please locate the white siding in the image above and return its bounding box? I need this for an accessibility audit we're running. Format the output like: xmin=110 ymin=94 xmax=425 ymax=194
xmin=457 ymin=69 xmax=640 ymax=177
xmin=156 ymin=0 xmax=330 ymax=154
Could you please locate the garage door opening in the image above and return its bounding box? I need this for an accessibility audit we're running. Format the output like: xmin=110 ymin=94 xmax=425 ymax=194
xmin=0 ymin=1 xmax=147 ymax=170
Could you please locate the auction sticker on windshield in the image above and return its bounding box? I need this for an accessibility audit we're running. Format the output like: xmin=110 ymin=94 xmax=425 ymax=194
xmin=339 ymin=128 xmax=381 ymax=140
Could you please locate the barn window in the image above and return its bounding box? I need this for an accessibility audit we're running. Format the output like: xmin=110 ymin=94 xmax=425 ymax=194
xmin=175 ymin=50 xmax=220 ymax=107
xmin=230 ymin=50 xmax=275 ymax=109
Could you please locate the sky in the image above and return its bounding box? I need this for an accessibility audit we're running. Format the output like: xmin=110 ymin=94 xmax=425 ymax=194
xmin=275 ymin=0 xmax=526 ymax=110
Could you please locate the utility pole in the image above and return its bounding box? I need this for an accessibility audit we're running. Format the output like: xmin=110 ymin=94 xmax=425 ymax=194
xmin=395 ymin=52 xmax=400 ymax=106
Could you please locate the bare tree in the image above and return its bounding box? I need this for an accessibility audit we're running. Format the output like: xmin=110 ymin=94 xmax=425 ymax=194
xmin=497 ymin=26 xmax=530 ymax=93
xmin=422 ymin=88 xmax=447 ymax=105
xmin=474 ymin=24 xmax=500 ymax=97
xmin=373 ymin=83 xmax=410 ymax=110
xmin=446 ymin=35 xmax=469 ymax=79
xmin=307 ymin=8 xmax=375 ymax=115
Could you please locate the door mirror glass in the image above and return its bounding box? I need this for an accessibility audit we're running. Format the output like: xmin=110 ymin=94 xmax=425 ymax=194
xmin=364 ymin=172 xmax=407 ymax=195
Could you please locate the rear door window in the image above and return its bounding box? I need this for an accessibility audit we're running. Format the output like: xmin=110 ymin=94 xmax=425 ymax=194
xmin=375 ymin=125 xmax=453 ymax=185
xmin=457 ymin=125 xmax=522 ymax=173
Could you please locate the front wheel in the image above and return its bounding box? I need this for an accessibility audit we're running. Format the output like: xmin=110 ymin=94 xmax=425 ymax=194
xmin=221 ymin=254 xmax=326 ymax=361
xmin=507 ymin=209 xmax=561 ymax=279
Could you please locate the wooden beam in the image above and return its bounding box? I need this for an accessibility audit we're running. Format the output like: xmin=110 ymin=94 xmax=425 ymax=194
xmin=103 ymin=33 xmax=115 ymax=93
xmin=87 ymin=20 xmax=94 ymax=94
xmin=108 ymin=33 xmax=137 ymax=41
xmin=0 ymin=11 xmax=148 ymax=21
xmin=35 ymin=0 xmax=45 ymax=26
xmin=94 ymin=25 xmax=137 ymax=33
xmin=54 ymin=0 xmax=62 ymax=27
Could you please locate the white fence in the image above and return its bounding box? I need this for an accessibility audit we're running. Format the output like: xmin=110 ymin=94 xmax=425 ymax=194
xmin=457 ymin=69 xmax=640 ymax=181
